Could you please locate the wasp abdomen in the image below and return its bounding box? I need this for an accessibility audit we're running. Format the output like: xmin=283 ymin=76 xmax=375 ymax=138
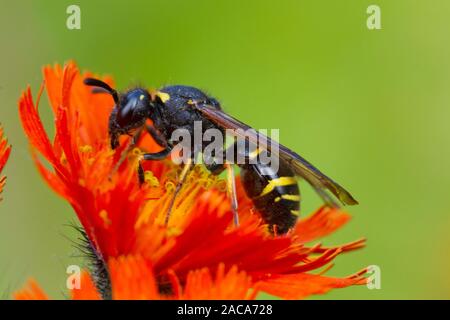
xmin=239 ymin=160 xmax=300 ymax=234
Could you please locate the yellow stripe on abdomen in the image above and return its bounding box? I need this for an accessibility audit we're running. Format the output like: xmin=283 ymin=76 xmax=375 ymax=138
xmin=258 ymin=176 xmax=297 ymax=197
xmin=281 ymin=194 xmax=300 ymax=201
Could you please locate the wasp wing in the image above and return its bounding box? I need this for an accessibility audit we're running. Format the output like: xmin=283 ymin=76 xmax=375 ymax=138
xmin=194 ymin=104 xmax=358 ymax=206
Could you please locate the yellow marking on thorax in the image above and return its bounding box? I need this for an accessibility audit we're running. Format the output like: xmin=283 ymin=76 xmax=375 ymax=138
xmin=259 ymin=177 xmax=297 ymax=197
xmin=156 ymin=91 xmax=170 ymax=103
xmin=274 ymin=194 xmax=300 ymax=203
xmin=290 ymin=210 xmax=300 ymax=216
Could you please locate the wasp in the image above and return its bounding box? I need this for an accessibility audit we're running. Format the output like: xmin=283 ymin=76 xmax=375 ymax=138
xmin=84 ymin=78 xmax=358 ymax=234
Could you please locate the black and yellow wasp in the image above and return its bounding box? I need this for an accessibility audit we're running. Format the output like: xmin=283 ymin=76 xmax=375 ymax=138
xmin=84 ymin=78 xmax=358 ymax=234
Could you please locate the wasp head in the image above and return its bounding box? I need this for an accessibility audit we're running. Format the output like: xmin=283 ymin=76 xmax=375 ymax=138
xmin=84 ymin=78 xmax=155 ymax=149
xmin=109 ymin=88 xmax=153 ymax=149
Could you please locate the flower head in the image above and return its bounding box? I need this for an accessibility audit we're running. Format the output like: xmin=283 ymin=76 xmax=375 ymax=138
xmin=16 ymin=62 xmax=367 ymax=300
xmin=0 ymin=126 xmax=11 ymax=198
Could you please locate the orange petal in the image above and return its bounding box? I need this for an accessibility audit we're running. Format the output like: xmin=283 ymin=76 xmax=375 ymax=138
xmin=181 ymin=264 xmax=255 ymax=300
xmin=71 ymin=271 xmax=102 ymax=300
xmin=44 ymin=62 xmax=116 ymax=144
xmin=0 ymin=126 xmax=11 ymax=196
xmin=14 ymin=279 xmax=49 ymax=300
xmin=43 ymin=63 xmax=63 ymax=114
xmin=18 ymin=87 xmax=61 ymax=169
xmin=292 ymin=206 xmax=351 ymax=244
xmin=109 ymin=255 xmax=161 ymax=300
xmin=254 ymin=271 xmax=367 ymax=300
xmin=0 ymin=127 xmax=11 ymax=174
xmin=32 ymin=150 xmax=72 ymax=202
xmin=54 ymin=105 xmax=80 ymax=174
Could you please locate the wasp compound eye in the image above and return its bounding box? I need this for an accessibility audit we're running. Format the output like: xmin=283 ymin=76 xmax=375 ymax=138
xmin=116 ymin=89 xmax=150 ymax=127
xmin=117 ymin=97 xmax=137 ymax=127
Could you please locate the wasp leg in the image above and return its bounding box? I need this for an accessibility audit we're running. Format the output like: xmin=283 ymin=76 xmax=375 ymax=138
xmin=131 ymin=127 xmax=144 ymax=145
xmin=145 ymin=124 xmax=168 ymax=148
xmin=204 ymin=142 xmax=240 ymax=227
xmin=203 ymin=139 xmax=237 ymax=175
xmin=142 ymin=147 xmax=173 ymax=161
xmin=138 ymin=146 xmax=173 ymax=184
xmin=137 ymin=161 xmax=145 ymax=184
xmin=133 ymin=125 xmax=170 ymax=185
xmin=164 ymin=157 xmax=194 ymax=225
xmin=204 ymin=160 xmax=226 ymax=175
xmin=110 ymin=128 xmax=144 ymax=180
xmin=225 ymin=163 xmax=239 ymax=227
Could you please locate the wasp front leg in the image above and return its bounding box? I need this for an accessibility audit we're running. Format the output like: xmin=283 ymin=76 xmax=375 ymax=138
xmin=110 ymin=128 xmax=144 ymax=181
xmin=138 ymin=146 xmax=173 ymax=184
xmin=145 ymin=124 xmax=167 ymax=148
xmin=136 ymin=124 xmax=171 ymax=185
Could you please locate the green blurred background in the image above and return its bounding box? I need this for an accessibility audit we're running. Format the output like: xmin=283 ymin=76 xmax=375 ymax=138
xmin=0 ymin=0 xmax=449 ymax=299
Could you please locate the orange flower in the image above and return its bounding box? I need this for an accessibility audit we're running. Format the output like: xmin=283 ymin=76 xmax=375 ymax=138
xmin=16 ymin=257 xmax=253 ymax=300
xmin=15 ymin=62 xmax=367 ymax=300
xmin=0 ymin=126 xmax=11 ymax=198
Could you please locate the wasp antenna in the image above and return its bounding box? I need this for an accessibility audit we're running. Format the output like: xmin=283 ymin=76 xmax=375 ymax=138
xmin=83 ymin=78 xmax=113 ymax=90
xmin=91 ymin=87 xmax=111 ymax=95
xmin=84 ymin=77 xmax=119 ymax=103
